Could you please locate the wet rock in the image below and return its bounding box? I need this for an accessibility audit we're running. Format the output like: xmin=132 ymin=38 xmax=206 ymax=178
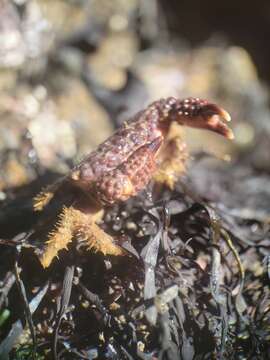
xmin=0 ymin=0 xmax=53 ymax=71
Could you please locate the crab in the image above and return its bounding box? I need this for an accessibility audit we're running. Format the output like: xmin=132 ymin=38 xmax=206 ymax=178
xmin=33 ymin=97 xmax=233 ymax=268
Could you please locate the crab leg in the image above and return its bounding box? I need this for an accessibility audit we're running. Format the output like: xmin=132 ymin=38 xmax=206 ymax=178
xmin=40 ymin=206 xmax=124 ymax=268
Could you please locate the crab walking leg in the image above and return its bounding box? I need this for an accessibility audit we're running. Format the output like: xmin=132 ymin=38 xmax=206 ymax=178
xmin=76 ymin=221 xmax=125 ymax=256
xmin=40 ymin=206 xmax=75 ymax=268
xmin=40 ymin=206 xmax=124 ymax=268
xmin=33 ymin=177 xmax=65 ymax=211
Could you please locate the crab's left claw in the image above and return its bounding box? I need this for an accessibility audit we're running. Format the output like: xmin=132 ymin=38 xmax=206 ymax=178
xmin=173 ymin=98 xmax=234 ymax=139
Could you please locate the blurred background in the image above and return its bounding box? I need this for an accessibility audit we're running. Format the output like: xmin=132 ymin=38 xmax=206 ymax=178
xmin=0 ymin=0 xmax=270 ymax=193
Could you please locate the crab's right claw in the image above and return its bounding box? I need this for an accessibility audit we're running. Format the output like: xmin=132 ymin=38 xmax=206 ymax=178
xmin=174 ymin=98 xmax=234 ymax=140
xmin=199 ymin=103 xmax=234 ymax=139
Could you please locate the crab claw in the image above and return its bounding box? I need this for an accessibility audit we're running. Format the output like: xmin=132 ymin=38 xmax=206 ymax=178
xmin=174 ymin=98 xmax=234 ymax=139
xmin=197 ymin=102 xmax=234 ymax=139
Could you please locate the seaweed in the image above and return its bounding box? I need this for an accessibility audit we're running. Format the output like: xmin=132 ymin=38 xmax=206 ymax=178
xmin=1 ymin=157 xmax=269 ymax=359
